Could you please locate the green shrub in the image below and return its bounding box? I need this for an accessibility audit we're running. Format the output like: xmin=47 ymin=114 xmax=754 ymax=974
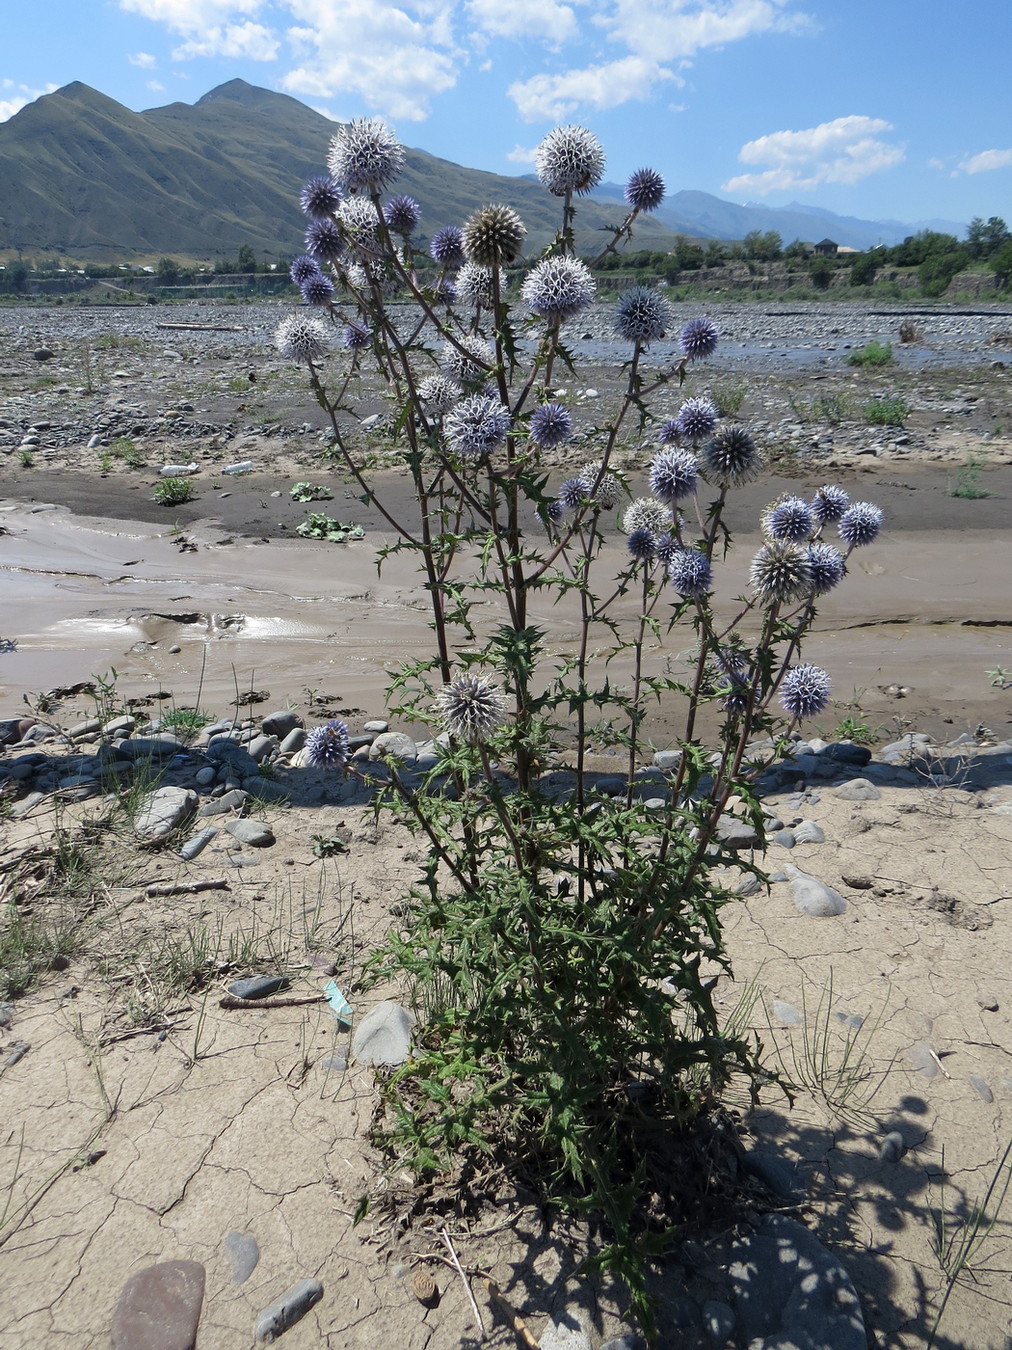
xmin=848 ymin=340 xmax=894 ymax=367
xmin=152 ymin=476 xmax=196 ymax=506
xmin=864 ymin=395 xmax=910 ymax=427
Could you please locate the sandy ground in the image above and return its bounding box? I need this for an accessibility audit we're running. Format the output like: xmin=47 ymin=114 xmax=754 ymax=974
xmin=1 ymin=301 xmax=1012 ymax=1348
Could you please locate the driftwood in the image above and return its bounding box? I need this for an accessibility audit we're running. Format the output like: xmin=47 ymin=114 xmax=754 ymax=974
xmin=218 ymin=993 xmax=327 ymax=1010
xmin=155 ymin=322 xmax=243 ymax=332
xmin=145 ymin=878 xmax=229 ymax=897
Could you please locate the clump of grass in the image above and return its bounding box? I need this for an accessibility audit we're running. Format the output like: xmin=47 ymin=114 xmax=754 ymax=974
xmin=711 ymin=381 xmax=746 ymax=418
xmin=848 ymin=340 xmax=894 ymax=367
xmin=153 ymin=476 xmax=195 ymax=507
xmin=157 ymin=706 xmax=213 ymax=739
xmin=811 ymin=392 xmax=849 ymax=424
xmin=17 ymin=450 xmax=33 ymax=468
xmin=0 ymin=905 xmax=82 ymax=999
xmin=864 ymin=395 xmax=910 ymax=428
xmin=948 ymin=455 xmax=990 ymax=499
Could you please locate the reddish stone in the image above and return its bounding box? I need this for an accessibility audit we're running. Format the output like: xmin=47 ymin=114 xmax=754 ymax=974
xmin=110 ymin=1261 xmax=205 ymax=1350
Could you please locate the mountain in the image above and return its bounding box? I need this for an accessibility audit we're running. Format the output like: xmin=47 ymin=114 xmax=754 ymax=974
xmin=0 ymin=80 xmax=680 ymax=262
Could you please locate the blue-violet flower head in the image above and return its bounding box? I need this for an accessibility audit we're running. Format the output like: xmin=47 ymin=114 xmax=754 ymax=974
xmin=429 ymin=225 xmax=466 ymax=268
xmin=702 ymin=425 xmax=763 ymax=486
xmin=443 ymin=394 xmax=511 ymax=457
xmin=667 ymin=548 xmax=712 ymax=598
xmin=625 ymin=168 xmax=665 ymax=212
xmin=383 ymin=194 xmax=421 ymax=236
xmin=763 ymin=495 xmax=816 ymax=543
xmin=530 ymin=402 xmax=573 ymax=449
xmin=304 ymin=220 xmax=344 ymax=264
xmin=301 ymin=272 xmax=335 ymax=306
xmin=304 ymin=718 xmax=350 ymax=768
xmin=650 ymin=446 xmax=698 ymax=503
xmin=749 ymin=541 xmax=813 ymax=604
xmin=679 ymin=316 xmax=719 ymax=360
xmin=300 ymin=175 xmax=343 ymax=220
xmin=838 ymin=501 xmax=883 ymax=547
xmin=627 ymin=528 xmax=656 ymax=562
xmin=342 ymin=321 xmax=372 ymax=350
xmin=275 ymin=312 xmax=330 ymax=364
xmin=780 ymin=664 xmax=832 ymax=720
xmin=290 ymin=254 xmax=322 ymax=285
xmin=806 ymin=542 xmax=846 ymax=595
xmin=812 ymin=483 xmax=850 ymax=524
xmin=521 ymin=256 xmax=596 ymax=323
xmin=558 ymin=476 xmax=589 ymax=510
xmin=614 ymin=286 xmax=674 ymax=344
xmin=675 ymin=396 xmax=718 ymax=441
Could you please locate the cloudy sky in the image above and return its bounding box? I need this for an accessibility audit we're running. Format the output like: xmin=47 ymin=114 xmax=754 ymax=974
xmin=3 ymin=0 xmax=1010 ymax=227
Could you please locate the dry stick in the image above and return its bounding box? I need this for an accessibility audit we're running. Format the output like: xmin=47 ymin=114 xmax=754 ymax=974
xmin=441 ymin=1228 xmax=487 ymax=1341
xmin=145 ymin=878 xmax=229 ymax=898
xmin=219 ymin=993 xmax=327 ymax=1010
xmin=481 ymin=1277 xmax=539 ymax=1349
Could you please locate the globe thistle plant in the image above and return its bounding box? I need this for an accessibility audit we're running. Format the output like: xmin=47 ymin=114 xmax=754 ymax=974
xmin=578 ymin=462 xmax=624 ymax=508
xmin=290 ymin=254 xmax=322 ymax=286
xmin=304 ymin=220 xmax=345 ymax=265
xmin=805 ymin=542 xmax=846 ymax=595
xmin=443 ymin=394 xmax=512 ymax=457
xmin=534 ymin=125 xmax=606 ymax=196
xmin=546 ymin=498 xmax=566 ymax=526
xmin=384 ymin=194 xmax=421 ymax=236
xmin=558 ymin=476 xmax=589 ymax=510
xmin=521 ymin=257 xmax=596 ymax=323
xmin=435 ymin=673 xmax=509 ymax=743
xmin=300 ymin=175 xmax=343 ymax=220
xmin=342 ymin=321 xmax=372 ymax=350
xmin=649 ymin=446 xmax=698 ymax=504
xmin=327 ymin=117 xmax=404 ymax=192
xmin=675 ymin=397 xmax=719 ymax=442
xmin=762 ymin=495 xmax=816 ymax=543
xmin=627 ymin=528 xmax=656 ymax=562
xmin=441 ymin=335 xmax=495 ymax=384
xmin=667 ymin=548 xmax=712 ymax=598
xmin=529 ymin=402 xmax=573 ymax=449
xmin=680 ymin=317 xmax=720 ymax=361
xmin=838 ymin=502 xmax=883 ymax=548
xmin=418 ymin=374 xmax=460 ymax=413
xmin=338 ymin=196 xmax=382 ymax=252
xmin=624 ymin=168 xmax=665 ymax=212
xmin=622 ymin=497 xmax=673 ymax=537
xmin=301 ymin=272 xmax=336 ymax=307
xmin=429 ymin=225 xmax=466 ymax=268
xmin=702 ymin=426 xmax=763 ymax=487
xmin=304 ymin=718 xmax=350 ymax=769
xmin=658 ymin=419 xmax=683 ymax=445
xmin=462 ymin=204 xmax=526 ymax=267
xmin=275 ymin=312 xmax=330 ymax=364
xmin=614 ymin=286 xmax=674 ymax=344
xmin=749 ymin=540 xmax=813 ymax=604
xmin=455 ymin=262 xmax=500 ymax=308
xmin=811 ymin=483 xmax=850 ymax=525
xmin=779 ymin=664 xmax=832 ymax=720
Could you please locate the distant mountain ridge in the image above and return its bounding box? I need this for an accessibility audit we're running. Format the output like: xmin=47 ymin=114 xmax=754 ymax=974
xmin=0 ymin=79 xmax=965 ymax=261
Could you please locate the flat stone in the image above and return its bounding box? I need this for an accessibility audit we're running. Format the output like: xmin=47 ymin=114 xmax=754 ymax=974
xmin=786 ymin=865 xmax=847 ymax=917
xmin=0 ymin=1003 xmax=13 ymax=1029
xmin=771 ymin=829 xmax=796 ymax=848
xmin=224 ymin=1232 xmax=260 ymax=1285
xmin=906 ymin=1041 xmax=940 ymax=1078
xmin=716 ymin=815 xmax=760 ymax=848
xmin=243 ymin=777 xmax=291 ymax=805
xmin=102 ymin=715 xmax=137 ymax=736
xmin=194 ymin=766 xmax=217 ymax=786
xmin=652 ymin=749 xmax=682 ymax=771
xmin=363 ymin=719 xmax=389 ymax=733
xmin=68 ymin=718 xmax=102 ymax=739
xmin=247 ymin=734 xmax=277 ymax=763
xmin=834 ymin=778 xmax=881 ymax=802
xmin=197 ymin=788 xmax=249 ymax=817
xmin=823 ymin=742 xmax=872 ymax=766
xmin=261 ymin=710 xmax=303 ymax=739
xmin=793 ymin=819 xmax=825 ymax=844
xmin=179 ymin=828 xmax=216 ymax=861
xmin=351 ymin=1000 xmax=416 ymax=1066
xmin=254 ymin=1278 xmax=324 ymax=1343
xmin=134 ymin=787 xmax=198 ymax=843
xmin=110 ymin=1260 xmax=205 ymax=1350
xmin=228 ymin=975 xmax=288 ymax=1000
xmin=223 ymin=819 xmax=275 ymax=848
xmin=368 ymin=731 xmax=417 ymax=763
xmin=969 ymin=1074 xmax=994 ymax=1103
xmin=4 ymin=1041 xmax=29 ymax=1068
xmin=116 ymin=734 xmax=187 ymax=760
xmin=773 ymin=999 xmax=803 ymax=1026
xmin=735 ymin=873 xmax=763 ymax=897
xmin=279 ymin=728 xmax=307 ymax=754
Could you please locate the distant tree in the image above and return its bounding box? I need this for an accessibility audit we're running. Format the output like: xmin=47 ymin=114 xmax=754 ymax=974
xmin=991 ymin=240 xmax=1012 ymax=289
xmin=782 ymin=238 xmax=808 ymax=262
xmin=157 ymin=257 xmax=179 ymax=284
xmin=850 ymin=252 xmax=878 ymax=286
xmin=918 ymin=245 xmax=969 ymax=297
xmin=704 ymin=239 xmax=727 ymax=267
xmin=237 ymin=244 xmax=257 ymax=274
xmin=889 ymin=230 xmax=961 ymax=268
xmin=1 ymin=258 xmax=29 ymax=292
xmin=671 ymin=235 xmax=704 ymax=270
xmin=983 ymin=216 xmax=1011 ymax=255
xmin=809 ymin=256 xmax=834 ymax=289
xmin=742 ymin=229 xmax=782 ymax=262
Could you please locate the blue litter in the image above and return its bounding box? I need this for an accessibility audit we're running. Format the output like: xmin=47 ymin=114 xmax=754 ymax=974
xmin=323 ymin=979 xmax=352 ymax=1024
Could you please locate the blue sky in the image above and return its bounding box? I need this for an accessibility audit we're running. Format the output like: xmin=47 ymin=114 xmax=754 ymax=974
xmin=3 ymin=0 xmax=1010 ymax=228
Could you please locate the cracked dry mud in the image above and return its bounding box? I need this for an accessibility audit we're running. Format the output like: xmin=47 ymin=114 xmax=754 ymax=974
xmin=1 ymin=300 xmax=1012 ymax=1348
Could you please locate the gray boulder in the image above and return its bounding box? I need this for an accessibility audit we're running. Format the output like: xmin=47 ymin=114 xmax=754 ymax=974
xmin=134 ymin=786 xmax=197 ymax=843
xmin=351 ymin=1001 xmax=415 ymax=1065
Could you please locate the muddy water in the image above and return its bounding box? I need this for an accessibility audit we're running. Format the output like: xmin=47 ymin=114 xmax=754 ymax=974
xmin=1 ymin=499 xmax=1009 ymax=742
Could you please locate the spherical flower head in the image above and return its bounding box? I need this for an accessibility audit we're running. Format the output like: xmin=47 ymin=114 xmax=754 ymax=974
xmin=679 ymin=317 xmax=720 ymax=361
xmin=627 ymin=528 xmax=656 ymax=562
xmin=578 ymin=462 xmax=624 ymax=508
xmin=275 ymin=312 xmax=330 ymax=364
xmin=301 ymin=272 xmax=335 ymax=307
xmin=338 ymin=196 xmax=382 ymax=252
xmin=806 ymin=542 xmax=846 ymax=595
xmin=625 ymin=167 xmax=665 ymax=212
xmin=717 ymin=647 xmax=752 ymax=715
xmin=749 ymin=541 xmax=813 ymax=604
xmin=667 ymin=548 xmax=712 ymax=598
xmin=300 ymin=175 xmax=343 ymax=220
xmin=721 ymin=676 xmax=752 ymax=716
xmin=342 ymin=321 xmax=372 ymax=350
xmin=418 ymin=374 xmax=459 ymax=413
xmin=343 ymin=261 xmax=369 ymax=291
xmin=304 ymin=220 xmax=345 ymax=265
xmin=530 ymin=402 xmax=573 ymax=449
xmin=838 ymin=501 xmax=883 ymax=548
xmin=702 ymin=425 xmax=763 ymax=487
xmin=546 ymin=498 xmax=566 ymax=525
xmin=383 ymin=193 xmax=421 ymax=236
xmin=675 ymin=396 xmax=718 ymax=442
xmin=649 ymin=446 xmax=698 ymax=504
xmin=534 ymin=125 xmax=606 ymax=197
xmin=435 ymin=673 xmax=509 ymax=743
xmin=558 ymin=476 xmax=589 ymax=510
xmin=780 ymin=665 xmax=832 ymax=721
xmin=521 ymin=256 xmax=596 ymax=323
xmin=462 ymin=204 xmax=527 ymax=266
xmin=433 ymin=277 xmax=456 ymax=306
xmin=327 ymin=117 xmax=404 ymax=192
xmin=443 ymin=394 xmax=511 ymax=457
xmin=290 ymin=254 xmax=322 ymax=285
xmin=659 ymin=418 xmax=683 ymax=446
xmin=429 ymin=225 xmax=466 ymax=268
xmin=304 ymin=718 xmax=350 ymax=769
xmin=440 ymin=335 xmax=494 ymax=385
xmin=622 ymin=497 xmax=673 ymax=537
xmin=812 ymin=483 xmax=850 ymax=524
xmin=614 ymin=286 xmax=674 ymax=345
xmin=455 ymin=261 xmax=500 ymax=308
xmin=762 ymin=495 xmax=816 ymax=543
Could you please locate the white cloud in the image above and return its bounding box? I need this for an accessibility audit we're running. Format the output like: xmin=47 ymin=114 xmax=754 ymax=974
xmin=467 ymin=0 xmax=579 ymax=43
xmin=0 ymin=81 xmax=58 ymax=123
xmin=147 ymin=80 xmax=167 ymax=91
xmin=173 ymin=21 xmax=279 ymax=59
xmin=510 ymin=55 xmax=671 ymax=121
xmin=599 ymin=0 xmax=810 ymax=62
xmin=958 ymin=148 xmax=1012 ymax=175
xmin=128 ymin=51 xmax=159 ymax=67
xmin=506 ymin=143 xmax=536 ymax=164
xmin=281 ymin=0 xmax=460 ymax=122
xmin=721 ymin=115 xmax=904 ymax=195
xmin=119 ymin=0 xmax=263 ymax=25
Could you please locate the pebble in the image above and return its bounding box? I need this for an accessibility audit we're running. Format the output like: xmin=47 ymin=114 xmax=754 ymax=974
xmin=351 ymin=1001 xmax=416 ymax=1065
xmin=254 ymin=1278 xmax=324 ymax=1343
xmin=4 ymin=1041 xmax=30 ymax=1068
xmin=134 ymin=786 xmax=198 ymax=843
xmin=110 ymin=1260 xmax=205 ymax=1350
xmin=878 ymin=1131 xmax=906 ymax=1164
xmin=792 ymin=819 xmax=825 ymax=844
xmin=223 ymin=819 xmax=275 ymax=848
xmin=834 ymin=778 xmax=881 ymax=802
xmin=224 ymin=1232 xmax=260 ymax=1285
xmin=319 ymin=1053 xmax=347 ymax=1073
xmin=179 ymin=828 xmax=216 ymax=861
xmin=969 ymin=1074 xmax=994 ymax=1103
xmin=228 ymin=976 xmax=288 ymax=1000
xmin=906 ymin=1041 xmax=940 ymax=1078
xmin=785 ymin=865 xmax=847 ymax=917
xmin=362 ymin=719 xmax=389 ymax=734
xmin=198 ymin=788 xmax=249 ymax=816
xmin=771 ymin=829 xmax=796 ymax=849
xmin=716 ymin=816 xmax=759 ymax=849
xmin=368 ymin=731 xmax=418 ymax=763
xmin=0 ymin=1003 xmax=14 ymax=1029
xmin=773 ymin=1000 xmax=803 ymax=1026
xmin=279 ymin=728 xmax=306 ymax=754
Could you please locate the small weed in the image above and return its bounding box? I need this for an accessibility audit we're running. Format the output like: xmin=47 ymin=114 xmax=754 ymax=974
xmin=312 ymin=832 xmax=349 ymax=858
xmin=17 ymin=450 xmax=33 ymax=468
xmin=99 ymin=453 xmax=114 ymax=473
xmin=848 ymin=340 xmax=894 ymax=367
xmin=0 ymin=904 xmax=82 ymax=999
xmin=711 ymin=381 xmax=746 ymax=418
xmin=831 ymin=714 xmax=880 ymax=746
xmin=986 ymin=665 xmax=1011 ymax=690
xmin=296 ymin=514 xmax=364 ymax=542
xmin=811 ymin=392 xmax=849 ymax=424
xmin=157 ymin=706 xmax=212 ymax=740
xmin=153 ymin=477 xmax=195 ymax=507
xmin=864 ymin=395 xmax=910 ymax=428
xmin=948 ymin=455 xmax=990 ymax=499
xmin=110 ymin=437 xmax=144 ymax=469
xmin=290 ymin=480 xmax=333 ymax=503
